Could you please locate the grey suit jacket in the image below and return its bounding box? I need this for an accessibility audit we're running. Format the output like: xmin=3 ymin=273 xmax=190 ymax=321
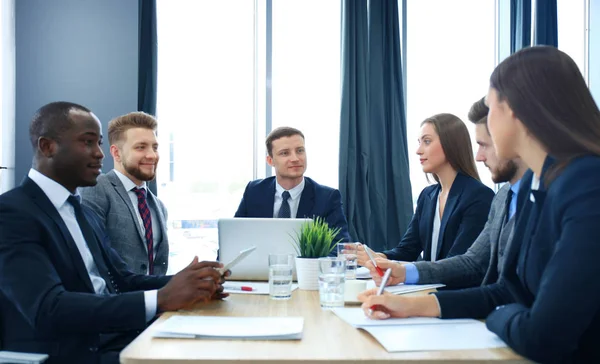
xmin=413 ymin=183 xmax=513 ymax=289
xmin=80 ymin=170 xmax=169 ymax=275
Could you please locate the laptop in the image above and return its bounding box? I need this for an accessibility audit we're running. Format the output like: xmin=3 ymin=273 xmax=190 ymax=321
xmin=218 ymin=218 xmax=311 ymax=281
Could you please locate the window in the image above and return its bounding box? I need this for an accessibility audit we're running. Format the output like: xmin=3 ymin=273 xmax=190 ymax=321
xmin=157 ymin=1 xmax=341 ymax=274
xmin=406 ymin=0 xmax=497 ymax=202
xmin=557 ymin=0 xmax=587 ymax=77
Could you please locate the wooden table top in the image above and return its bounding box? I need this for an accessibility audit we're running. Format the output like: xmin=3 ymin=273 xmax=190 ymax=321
xmin=120 ymin=289 xmax=529 ymax=363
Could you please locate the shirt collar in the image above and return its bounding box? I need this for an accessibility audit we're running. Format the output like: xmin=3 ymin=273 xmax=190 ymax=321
xmin=509 ymin=179 xmax=521 ymax=196
xmin=113 ymin=169 xmax=147 ymax=192
xmin=275 ymin=177 xmax=305 ymax=200
xmin=530 ymin=174 xmax=540 ymax=202
xmin=28 ymin=168 xmax=77 ymax=210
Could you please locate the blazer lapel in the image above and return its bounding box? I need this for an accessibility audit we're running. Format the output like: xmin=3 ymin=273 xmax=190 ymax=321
xmin=23 ymin=178 xmax=95 ymax=293
xmin=107 ymin=171 xmax=145 ymax=243
xmin=147 ymin=192 xmax=167 ymax=250
xmin=436 ymin=176 xmax=464 ymax=260
xmin=422 ymin=187 xmax=438 ymax=260
xmin=297 ymin=178 xmax=315 ymax=218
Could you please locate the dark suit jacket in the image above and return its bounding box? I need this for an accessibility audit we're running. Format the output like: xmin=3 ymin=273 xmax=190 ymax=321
xmin=80 ymin=170 xmax=169 ymax=275
xmin=234 ymin=176 xmax=351 ymax=242
xmin=382 ymin=173 xmax=494 ymax=262
xmin=0 ymin=178 xmax=171 ymax=364
xmin=436 ymin=156 xmax=600 ymax=363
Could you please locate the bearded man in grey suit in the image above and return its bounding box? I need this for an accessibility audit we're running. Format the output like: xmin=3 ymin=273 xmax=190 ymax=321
xmin=80 ymin=112 xmax=169 ymax=276
xmin=366 ymin=98 xmax=527 ymax=289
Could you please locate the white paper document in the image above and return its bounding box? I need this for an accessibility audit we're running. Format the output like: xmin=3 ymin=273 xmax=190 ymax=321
xmin=0 ymin=351 xmax=49 ymax=364
xmin=331 ymin=307 xmax=476 ymax=328
xmin=363 ymin=323 xmax=507 ymax=352
xmin=365 ymin=280 xmax=445 ymax=295
xmin=154 ymin=315 xmax=304 ymax=340
xmin=223 ymin=281 xmax=299 ymax=295
xmin=356 ymin=266 xmax=372 ymax=279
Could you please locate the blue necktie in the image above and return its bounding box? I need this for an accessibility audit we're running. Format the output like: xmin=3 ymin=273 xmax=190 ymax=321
xmin=278 ymin=191 xmax=291 ymax=218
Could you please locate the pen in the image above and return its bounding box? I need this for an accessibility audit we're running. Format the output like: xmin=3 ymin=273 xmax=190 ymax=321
xmin=227 ymin=286 xmax=254 ymax=292
xmin=364 ymin=245 xmax=384 ymax=277
xmin=368 ymin=268 xmax=392 ymax=316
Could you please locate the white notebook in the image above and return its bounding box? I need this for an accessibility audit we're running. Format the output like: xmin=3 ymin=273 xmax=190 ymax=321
xmin=331 ymin=308 xmax=506 ymax=352
xmin=154 ymin=315 xmax=304 ymax=340
xmin=363 ymin=323 xmax=507 ymax=352
xmin=365 ymin=280 xmax=445 ymax=295
xmin=0 ymin=351 xmax=49 ymax=364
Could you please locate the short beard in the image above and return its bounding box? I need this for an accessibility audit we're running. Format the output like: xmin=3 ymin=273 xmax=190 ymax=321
xmin=123 ymin=161 xmax=156 ymax=182
xmin=492 ymin=159 xmax=518 ymax=184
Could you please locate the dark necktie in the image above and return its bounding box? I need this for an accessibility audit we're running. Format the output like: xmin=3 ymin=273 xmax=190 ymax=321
xmin=278 ymin=191 xmax=291 ymax=218
xmin=132 ymin=187 xmax=154 ymax=274
xmin=67 ymin=195 xmax=114 ymax=293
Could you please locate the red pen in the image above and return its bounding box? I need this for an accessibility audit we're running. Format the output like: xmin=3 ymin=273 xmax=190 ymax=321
xmin=227 ymin=286 xmax=254 ymax=292
xmin=369 ymin=268 xmax=392 ymax=315
xmin=364 ymin=245 xmax=384 ymax=277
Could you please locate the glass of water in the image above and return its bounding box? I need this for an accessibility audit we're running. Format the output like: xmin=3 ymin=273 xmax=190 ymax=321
xmin=337 ymin=242 xmax=359 ymax=279
xmin=318 ymin=257 xmax=346 ymax=309
xmin=268 ymin=253 xmax=294 ymax=300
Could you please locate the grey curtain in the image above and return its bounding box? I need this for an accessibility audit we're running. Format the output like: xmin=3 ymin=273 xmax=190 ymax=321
xmin=339 ymin=0 xmax=413 ymax=252
xmin=535 ymin=0 xmax=558 ymax=46
xmin=510 ymin=0 xmax=531 ymax=53
xmin=138 ymin=0 xmax=157 ymax=116
xmin=138 ymin=0 xmax=158 ymax=194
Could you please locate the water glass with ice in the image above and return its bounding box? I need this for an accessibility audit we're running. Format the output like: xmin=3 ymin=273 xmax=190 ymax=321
xmin=268 ymin=254 xmax=294 ymax=300
xmin=318 ymin=257 xmax=346 ymax=309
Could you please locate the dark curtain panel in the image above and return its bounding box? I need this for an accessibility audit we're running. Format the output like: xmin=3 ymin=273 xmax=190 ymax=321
xmin=535 ymin=0 xmax=558 ymax=46
xmin=510 ymin=0 xmax=532 ymax=53
xmin=138 ymin=0 xmax=157 ymax=116
xmin=339 ymin=0 xmax=413 ymax=252
xmin=138 ymin=0 xmax=158 ymax=194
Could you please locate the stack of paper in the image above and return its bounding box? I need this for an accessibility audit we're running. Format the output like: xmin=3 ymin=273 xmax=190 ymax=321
xmin=331 ymin=308 xmax=506 ymax=352
xmin=154 ymin=316 xmax=304 ymax=340
xmin=0 ymin=351 xmax=49 ymax=364
xmin=223 ymin=281 xmax=299 ymax=295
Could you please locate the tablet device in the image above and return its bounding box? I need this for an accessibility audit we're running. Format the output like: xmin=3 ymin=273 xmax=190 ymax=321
xmin=219 ymin=246 xmax=256 ymax=275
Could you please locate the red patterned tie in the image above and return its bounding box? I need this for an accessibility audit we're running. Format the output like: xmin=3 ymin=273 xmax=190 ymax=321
xmin=132 ymin=187 xmax=154 ymax=274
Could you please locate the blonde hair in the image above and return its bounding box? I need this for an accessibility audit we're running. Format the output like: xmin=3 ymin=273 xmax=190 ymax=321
xmin=108 ymin=112 xmax=157 ymax=146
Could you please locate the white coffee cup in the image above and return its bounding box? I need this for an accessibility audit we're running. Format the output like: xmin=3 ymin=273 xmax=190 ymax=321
xmin=344 ymin=279 xmax=367 ymax=303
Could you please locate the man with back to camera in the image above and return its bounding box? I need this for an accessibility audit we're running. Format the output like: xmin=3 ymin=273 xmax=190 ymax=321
xmin=80 ymin=112 xmax=169 ymax=276
xmin=0 ymin=102 xmax=228 ymax=364
xmin=365 ymin=97 xmax=528 ymax=289
xmin=235 ymin=126 xmax=350 ymax=242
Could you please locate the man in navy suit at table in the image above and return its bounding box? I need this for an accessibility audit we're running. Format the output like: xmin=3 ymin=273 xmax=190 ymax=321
xmin=235 ymin=127 xmax=350 ymax=242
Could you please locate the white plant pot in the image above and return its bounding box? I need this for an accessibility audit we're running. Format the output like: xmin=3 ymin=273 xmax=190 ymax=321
xmin=295 ymin=257 xmax=320 ymax=290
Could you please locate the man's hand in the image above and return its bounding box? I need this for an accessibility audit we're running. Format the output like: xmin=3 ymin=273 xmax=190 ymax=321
xmin=356 ymin=244 xmax=386 ymax=266
xmin=364 ymin=258 xmax=406 ymax=286
xmin=157 ymin=257 xmax=224 ymax=312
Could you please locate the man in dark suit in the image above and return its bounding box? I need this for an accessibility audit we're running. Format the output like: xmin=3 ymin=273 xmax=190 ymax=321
xmin=0 ymin=102 xmax=227 ymax=364
xmin=80 ymin=112 xmax=169 ymax=276
xmin=235 ymin=127 xmax=350 ymax=242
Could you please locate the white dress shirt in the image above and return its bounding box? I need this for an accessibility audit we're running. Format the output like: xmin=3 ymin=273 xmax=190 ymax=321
xmin=430 ymin=197 xmax=441 ymax=262
xmin=28 ymin=169 xmax=157 ymax=321
xmin=273 ymin=178 xmax=305 ymax=218
xmin=113 ymin=169 xmax=161 ymax=262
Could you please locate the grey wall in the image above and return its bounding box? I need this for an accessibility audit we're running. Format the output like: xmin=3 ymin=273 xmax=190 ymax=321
xmin=15 ymin=0 xmax=139 ymax=184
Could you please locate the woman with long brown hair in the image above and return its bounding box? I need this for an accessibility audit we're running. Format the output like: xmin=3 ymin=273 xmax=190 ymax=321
xmin=357 ymin=113 xmax=493 ymax=264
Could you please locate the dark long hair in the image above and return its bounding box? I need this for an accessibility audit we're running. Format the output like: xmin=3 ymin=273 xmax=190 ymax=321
xmin=490 ymin=46 xmax=600 ymax=181
xmin=421 ymin=113 xmax=480 ymax=183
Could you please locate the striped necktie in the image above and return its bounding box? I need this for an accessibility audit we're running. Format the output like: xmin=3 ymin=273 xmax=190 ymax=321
xmin=132 ymin=187 xmax=154 ymax=274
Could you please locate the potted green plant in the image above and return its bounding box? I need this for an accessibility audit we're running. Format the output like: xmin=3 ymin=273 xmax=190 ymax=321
xmin=291 ymin=217 xmax=342 ymax=290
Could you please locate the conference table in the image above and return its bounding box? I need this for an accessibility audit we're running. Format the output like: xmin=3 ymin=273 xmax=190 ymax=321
xmin=120 ymin=289 xmax=529 ymax=363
